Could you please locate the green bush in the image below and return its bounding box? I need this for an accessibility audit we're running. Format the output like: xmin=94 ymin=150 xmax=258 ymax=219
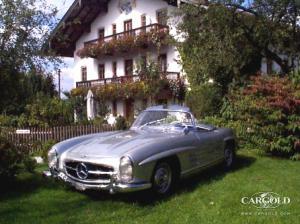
xmin=0 ymin=115 xmax=20 ymax=127
xmin=0 ymin=137 xmax=43 ymax=178
xmin=23 ymin=156 xmax=37 ymax=173
xmin=0 ymin=137 xmax=24 ymax=178
xmin=1 ymin=94 xmax=75 ymax=128
xmin=24 ymin=93 xmax=74 ymax=127
xmin=186 ymin=84 xmax=222 ymax=119
xmin=39 ymin=140 xmax=57 ymax=161
xmin=116 ymin=116 xmax=128 ymax=130
xmin=212 ymin=75 xmax=300 ymax=160
xmin=92 ymin=116 xmax=108 ymax=126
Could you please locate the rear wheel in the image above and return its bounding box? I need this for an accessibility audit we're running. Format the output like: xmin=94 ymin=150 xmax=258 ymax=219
xmin=151 ymin=161 xmax=176 ymax=195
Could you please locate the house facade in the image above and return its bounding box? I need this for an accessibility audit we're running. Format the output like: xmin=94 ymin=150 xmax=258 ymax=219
xmin=50 ymin=0 xmax=188 ymax=121
xmin=49 ymin=0 xmax=279 ymax=121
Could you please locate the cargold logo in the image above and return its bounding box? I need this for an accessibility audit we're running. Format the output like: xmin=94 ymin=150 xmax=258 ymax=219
xmin=241 ymin=192 xmax=291 ymax=209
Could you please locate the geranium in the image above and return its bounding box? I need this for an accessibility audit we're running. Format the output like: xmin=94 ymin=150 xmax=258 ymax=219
xmin=135 ymin=32 xmax=149 ymax=48
xmin=74 ymin=75 xmax=185 ymax=104
xmin=77 ymin=27 xmax=170 ymax=58
xmin=116 ymin=34 xmax=135 ymax=52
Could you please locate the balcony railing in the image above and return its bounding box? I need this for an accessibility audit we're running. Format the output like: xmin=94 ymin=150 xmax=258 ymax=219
xmin=76 ymin=72 xmax=180 ymax=88
xmin=84 ymin=23 xmax=169 ymax=47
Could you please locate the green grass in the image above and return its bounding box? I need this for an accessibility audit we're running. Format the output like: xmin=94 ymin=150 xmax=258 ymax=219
xmin=0 ymin=150 xmax=299 ymax=224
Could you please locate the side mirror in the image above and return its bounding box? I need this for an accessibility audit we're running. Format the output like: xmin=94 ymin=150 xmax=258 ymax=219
xmin=183 ymin=127 xmax=190 ymax=135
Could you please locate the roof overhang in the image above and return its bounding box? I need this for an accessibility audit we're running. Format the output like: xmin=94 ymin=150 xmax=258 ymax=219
xmin=48 ymin=0 xmax=184 ymax=57
xmin=49 ymin=0 xmax=109 ymax=57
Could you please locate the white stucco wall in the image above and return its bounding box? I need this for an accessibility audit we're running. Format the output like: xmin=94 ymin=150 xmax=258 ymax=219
xmin=73 ymin=0 xmax=182 ymax=85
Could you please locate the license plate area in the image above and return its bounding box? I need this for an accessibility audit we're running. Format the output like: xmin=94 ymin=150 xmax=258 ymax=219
xmin=58 ymin=172 xmax=68 ymax=181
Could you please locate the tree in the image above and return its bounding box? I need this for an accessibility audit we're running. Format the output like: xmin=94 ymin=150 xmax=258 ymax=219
xmin=23 ymin=93 xmax=74 ymax=127
xmin=176 ymin=0 xmax=300 ymax=91
xmin=0 ymin=0 xmax=59 ymax=71
xmin=0 ymin=0 xmax=60 ymax=114
xmin=0 ymin=68 xmax=58 ymax=115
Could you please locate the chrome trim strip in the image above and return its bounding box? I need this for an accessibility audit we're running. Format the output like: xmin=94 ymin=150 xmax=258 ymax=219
xmin=88 ymin=170 xmax=114 ymax=175
xmin=65 ymin=173 xmax=112 ymax=184
xmin=65 ymin=160 xmax=114 ymax=169
xmin=63 ymin=160 xmax=115 ymax=183
xmin=181 ymin=158 xmax=224 ymax=175
xmin=48 ymin=171 xmax=152 ymax=193
xmin=65 ymin=165 xmax=76 ymax=171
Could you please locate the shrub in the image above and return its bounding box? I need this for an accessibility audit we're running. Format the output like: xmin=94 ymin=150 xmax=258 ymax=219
xmin=24 ymin=93 xmax=74 ymax=127
xmin=23 ymin=156 xmax=37 ymax=173
xmin=116 ymin=116 xmax=128 ymax=130
xmin=40 ymin=140 xmax=57 ymax=161
xmin=186 ymin=84 xmax=222 ymax=119
xmin=218 ymin=75 xmax=300 ymax=160
xmin=0 ymin=115 xmax=18 ymax=127
xmin=0 ymin=137 xmax=24 ymax=178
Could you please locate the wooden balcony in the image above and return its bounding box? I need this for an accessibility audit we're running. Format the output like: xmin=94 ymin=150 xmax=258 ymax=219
xmin=76 ymin=72 xmax=180 ymax=88
xmin=84 ymin=23 xmax=169 ymax=47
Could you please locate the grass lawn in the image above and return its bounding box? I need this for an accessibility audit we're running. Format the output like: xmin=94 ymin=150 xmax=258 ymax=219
xmin=0 ymin=149 xmax=299 ymax=224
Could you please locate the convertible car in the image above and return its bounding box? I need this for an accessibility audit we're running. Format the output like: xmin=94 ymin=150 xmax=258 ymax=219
xmin=44 ymin=105 xmax=236 ymax=195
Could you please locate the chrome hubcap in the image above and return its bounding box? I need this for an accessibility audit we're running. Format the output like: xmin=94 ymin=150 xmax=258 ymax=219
xmin=225 ymin=149 xmax=233 ymax=167
xmin=154 ymin=164 xmax=172 ymax=194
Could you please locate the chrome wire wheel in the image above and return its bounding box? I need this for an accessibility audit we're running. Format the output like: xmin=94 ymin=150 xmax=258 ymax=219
xmin=153 ymin=163 xmax=172 ymax=194
xmin=224 ymin=148 xmax=233 ymax=168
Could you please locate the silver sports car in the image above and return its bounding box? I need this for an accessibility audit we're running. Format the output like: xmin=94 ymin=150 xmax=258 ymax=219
xmin=44 ymin=105 xmax=236 ymax=195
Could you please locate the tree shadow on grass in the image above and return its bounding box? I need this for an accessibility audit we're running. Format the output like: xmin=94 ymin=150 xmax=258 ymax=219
xmin=0 ymin=153 xmax=255 ymax=206
xmin=84 ymin=153 xmax=256 ymax=206
xmin=0 ymin=171 xmax=68 ymax=201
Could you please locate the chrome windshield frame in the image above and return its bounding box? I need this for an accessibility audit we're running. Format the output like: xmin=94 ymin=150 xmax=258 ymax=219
xmin=131 ymin=109 xmax=196 ymax=130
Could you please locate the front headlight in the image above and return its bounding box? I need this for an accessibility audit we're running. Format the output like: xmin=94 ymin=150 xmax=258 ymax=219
xmin=48 ymin=148 xmax=58 ymax=168
xmin=119 ymin=156 xmax=133 ymax=183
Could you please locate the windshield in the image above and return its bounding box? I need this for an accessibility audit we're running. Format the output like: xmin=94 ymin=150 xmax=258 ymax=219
xmin=131 ymin=110 xmax=194 ymax=129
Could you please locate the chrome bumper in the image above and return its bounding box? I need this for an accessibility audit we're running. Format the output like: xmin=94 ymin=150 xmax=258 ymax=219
xmin=43 ymin=171 xmax=151 ymax=194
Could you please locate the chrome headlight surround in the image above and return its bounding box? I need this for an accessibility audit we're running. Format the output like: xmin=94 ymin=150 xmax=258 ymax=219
xmin=48 ymin=147 xmax=58 ymax=169
xmin=119 ymin=156 xmax=133 ymax=183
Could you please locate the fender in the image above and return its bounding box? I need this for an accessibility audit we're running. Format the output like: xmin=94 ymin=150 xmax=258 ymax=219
xmin=138 ymin=146 xmax=196 ymax=166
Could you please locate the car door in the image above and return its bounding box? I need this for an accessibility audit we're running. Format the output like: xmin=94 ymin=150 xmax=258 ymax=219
xmin=192 ymin=128 xmax=223 ymax=167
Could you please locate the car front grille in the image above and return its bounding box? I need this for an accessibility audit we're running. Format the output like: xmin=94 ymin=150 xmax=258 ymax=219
xmin=64 ymin=161 xmax=115 ymax=184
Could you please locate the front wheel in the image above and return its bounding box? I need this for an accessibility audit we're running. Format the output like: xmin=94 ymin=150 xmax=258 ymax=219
xmin=151 ymin=161 xmax=175 ymax=195
xmin=224 ymin=147 xmax=235 ymax=170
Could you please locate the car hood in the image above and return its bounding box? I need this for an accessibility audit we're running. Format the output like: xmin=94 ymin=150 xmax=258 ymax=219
xmin=64 ymin=129 xmax=179 ymax=159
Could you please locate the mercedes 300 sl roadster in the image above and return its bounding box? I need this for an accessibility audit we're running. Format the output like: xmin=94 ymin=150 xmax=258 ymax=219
xmin=44 ymin=105 xmax=236 ymax=195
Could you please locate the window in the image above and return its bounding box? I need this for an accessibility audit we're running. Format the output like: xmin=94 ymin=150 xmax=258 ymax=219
xmin=158 ymin=54 xmax=167 ymax=73
xmin=124 ymin=19 xmax=132 ymax=35
xmin=112 ymin=24 xmax=117 ymax=39
xmin=112 ymin=62 xmax=117 ymax=77
xmin=98 ymin=64 xmax=105 ymax=79
xmin=141 ymin=14 xmax=146 ymax=32
xmin=156 ymin=8 xmax=168 ymax=25
xmin=112 ymin=100 xmax=117 ymax=116
xmin=125 ymin=59 xmax=133 ymax=76
xmin=141 ymin=14 xmax=146 ymax=27
xmin=98 ymin=28 xmax=105 ymax=42
xmin=125 ymin=99 xmax=134 ymax=120
xmin=81 ymin=67 xmax=87 ymax=81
